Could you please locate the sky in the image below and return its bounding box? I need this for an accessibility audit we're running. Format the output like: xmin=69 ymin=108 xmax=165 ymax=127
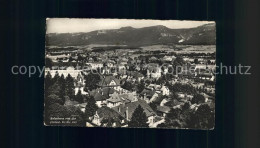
xmin=46 ymin=18 xmax=214 ymax=34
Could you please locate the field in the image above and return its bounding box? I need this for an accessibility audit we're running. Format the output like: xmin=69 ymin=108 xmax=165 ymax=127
xmin=141 ymin=45 xmax=215 ymax=53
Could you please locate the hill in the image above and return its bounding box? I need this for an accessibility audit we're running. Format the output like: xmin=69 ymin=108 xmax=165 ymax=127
xmin=46 ymin=23 xmax=216 ymax=47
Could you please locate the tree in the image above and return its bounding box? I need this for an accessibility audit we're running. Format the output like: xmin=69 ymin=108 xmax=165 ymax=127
xmin=45 ymin=71 xmax=53 ymax=97
xmin=172 ymin=56 xmax=186 ymax=74
xmin=65 ymin=74 xmax=75 ymax=100
xmin=84 ymin=73 xmax=101 ymax=92
xmin=85 ymin=96 xmax=98 ymax=119
xmin=45 ymin=57 xmax=53 ymax=68
xmin=128 ymin=105 xmax=149 ymax=128
xmin=52 ymin=71 xmax=60 ymax=83
xmin=47 ymin=82 xmax=61 ymax=97
xmin=191 ymin=94 xmax=205 ymax=104
xmin=75 ymin=90 xmax=84 ymax=103
xmin=155 ymin=76 xmax=166 ymax=85
xmin=167 ymin=108 xmax=181 ymax=120
xmin=207 ymin=60 xmax=212 ymax=65
xmin=121 ymin=81 xmax=134 ymax=91
xmin=168 ymin=83 xmax=196 ymax=95
xmin=195 ymin=104 xmax=214 ymax=129
xmin=163 ymin=108 xmax=182 ymax=128
xmin=45 ymin=103 xmax=85 ymax=126
xmin=194 ymin=58 xmax=199 ymax=64
xmin=136 ymin=80 xmax=145 ymax=93
xmin=149 ymin=102 xmax=158 ymax=112
xmin=45 ymin=94 xmax=64 ymax=107
xmin=182 ymin=102 xmax=190 ymax=112
xmin=58 ymin=74 xmax=66 ymax=104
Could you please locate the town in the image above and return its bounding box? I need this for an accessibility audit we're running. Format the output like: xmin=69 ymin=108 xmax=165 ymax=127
xmin=44 ymin=44 xmax=215 ymax=129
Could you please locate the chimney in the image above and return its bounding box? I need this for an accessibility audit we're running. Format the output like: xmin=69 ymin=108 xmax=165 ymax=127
xmin=126 ymin=107 xmax=129 ymax=120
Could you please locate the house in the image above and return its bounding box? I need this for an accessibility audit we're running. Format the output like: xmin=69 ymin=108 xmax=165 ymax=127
xmin=162 ymin=55 xmax=176 ymax=62
xmin=160 ymin=98 xmax=169 ymax=106
xmin=107 ymin=92 xmax=138 ymax=108
xmin=112 ymin=100 xmax=156 ymax=124
xmin=146 ymin=84 xmax=169 ymax=96
xmin=92 ymin=91 xmax=107 ymax=107
xmin=74 ymin=87 xmax=88 ymax=95
xmin=147 ymin=63 xmax=162 ymax=79
xmin=92 ymin=107 xmax=125 ymax=127
xmin=156 ymin=106 xmax=171 ymax=117
xmin=126 ymin=71 xmax=144 ymax=82
xmin=107 ymin=92 xmax=123 ymax=108
xmin=149 ymin=56 xmax=158 ymax=62
xmin=74 ymin=73 xmax=88 ymax=95
xmin=147 ymin=84 xmax=161 ymax=90
xmin=161 ymin=64 xmax=172 ymax=74
xmin=140 ymin=88 xmax=158 ymax=103
xmin=160 ymin=85 xmax=170 ymax=96
xmin=89 ymin=87 xmax=116 ymax=107
xmin=98 ymin=75 xmax=122 ymax=91
xmin=86 ymin=62 xmax=103 ymax=69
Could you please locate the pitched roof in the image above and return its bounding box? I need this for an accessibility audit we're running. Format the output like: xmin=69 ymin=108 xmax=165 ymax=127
xmin=140 ymin=88 xmax=156 ymax=97
xmin=152 ymin=94 xmax=166 ymax=103
xmin=93 ymin=92 xmax=106 ymax=101
xmin=96 ymin=107 xmax=124 ymax=121
xmin=112 ymin=100 xmax=155 ymax=119
xmin=98 ymin=76 xmax=121 ymax=86
xmin=126 ymin=71 xmax=144 ymax=78
xmin=107 ymin=93 xmax=122 ymax=103
xmin=102 ymin=87 xmax=115 ymax=97
xmin=90 ymin=87 xmax=116 ymax=101
xmin=157 ymin=106 xmax=171 ymax=113
xmin=107 ymin=92 xmax=137 ymax=103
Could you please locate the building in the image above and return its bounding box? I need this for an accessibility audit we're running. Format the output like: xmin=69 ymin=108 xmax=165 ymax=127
xmin=89 ymin=87 xmax=116 ymax=107
xmin=92 ymin=107 xmax=125 ymax=127
xmin=147 ymin=63 xmax=162 ymax=79
xmin=98 ymin=75 xmax=122 ymax=91
xmin=126 ymin=71 xmax=144 ymax=82
xmin=86 ymin=62 xmax=103 ymax=69
xmin=156 ymin=106 xmax=171 ymax=117
xmin=45 ymin=69 xmax=82 ymax=78
xmin=74 ymin=73 xmax=88 ymax=95
xmin=161 ymin=85 xmax=170 ymax=96
xmin=140 ymin=88 xmax=157 ymax=103
xmin=107 ymin=92 xmax=138 ymax=108
xmin=112 ymin=100 xmax=156 ymax=124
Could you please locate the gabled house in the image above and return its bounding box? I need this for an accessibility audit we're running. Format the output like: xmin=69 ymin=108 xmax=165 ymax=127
xmin=89 ymin=87 xmax=116 ymax=107
xmin=74 ymin=73 xmax=88 ymax=95
xmin=126 ymin=71 xmax=144 ymax=82
xmin=92 ymin=106 xmax=126 ymax=127
xmin=98 ymin=75 xmax=122 ymax=91
xmin=112 ymin=100 xmax=156 ymax=124
xmin=140 ymin=88 xmax=158 ymax=103
xmin=107 ymin=92 xmax=138 ymax=108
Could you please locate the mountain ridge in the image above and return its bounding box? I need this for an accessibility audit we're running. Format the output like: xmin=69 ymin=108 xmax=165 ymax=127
xmin=46 ymin=23 xmax=216 ymax=46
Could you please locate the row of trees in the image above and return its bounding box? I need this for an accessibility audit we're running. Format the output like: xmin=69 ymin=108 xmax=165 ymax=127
xmin=157 ymin=103 xmax=214 ymax=129
xmin=45 ymin=71 xmax=75 ymax=103
xmin=44 ymin=71 xmax=101 ymax=126
xmin=44 ymin=71 xmax=85 ymax=126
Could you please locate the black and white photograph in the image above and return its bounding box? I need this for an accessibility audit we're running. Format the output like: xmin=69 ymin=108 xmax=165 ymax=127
xmin=44 ymin=18 xmax=216 ymax=129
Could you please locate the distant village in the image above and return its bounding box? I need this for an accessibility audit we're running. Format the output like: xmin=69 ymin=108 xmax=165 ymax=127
xmin=44 ymin=46 xmax=215 ymax=129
